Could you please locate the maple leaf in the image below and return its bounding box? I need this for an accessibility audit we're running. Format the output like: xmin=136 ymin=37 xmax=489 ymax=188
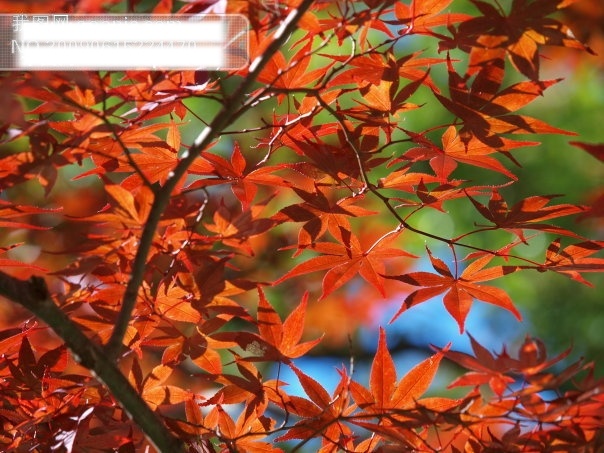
xmin=18 ymin=74 xmax=101 ymax=115
xmin=456 ymin=0 xmax=593 ymax=80
xmin=205 ymin=403 xmax=279 ymax=452
xmin=443 ymin=334 xmax=574 ymax=397
xmin=327 ymin=52 xmax=429 ymax=127
xmin=386 ymin=248 xmax=521 ymax=332
xmin=0 ymin=325 xmax=40 ymax=358
xmin=466 ymin=190 xmax=586 ymax=242
xmin=88 ymin=183 xmax=154 ymax=228
xmin=213 ymin=288 xmax=321 ymax=363
xmin=392 ymin=180 xmax=512 ymax=213
xmin=403 ymin=126 xmax=538 ymax=179
xmin=326 ymin=52 xmax=395 ymax=88
xmin=434 ymin=57 xmax=574 ymax=146
xmin=326 ymin=51 xmax=444 ymax=95
xmin=0 ymin=117 xmax=89 ymax=194
xmin=306 ymin=2 xmax=394 ymax=47
xmin=396 ymin=51 xmax=448 ymax=91
xmin=443 ymin=334 xmax=518 ymax=396
xmin=120 ymin=121 xmax=181 ymax=150
xmin=349 ymin=327 xmax=458 ymax=440
xmin=128 ymin=146 xmax=180 ymax=186
xmin=541 ymin=239 xmax=604 ymax=286
xmin=257 ymin=41 xmax=331 ymax=103
xmin=276 ymin=229 xmax=417 ymax=299
xmin=203 ymin=200 xmax=277 ymax=255
xmin=284 ymin=134 xmax=374 ymax=187
xmin=208 ymin=359 xmax=267 ymax=417
xmin=190 ymin=142 xmax=291 ymax=209
xmin=273 ymin=188 xmax=377 ymax=247
xmin=393 ymin=0 xmax=471 ymax=34
xmin=154 ymin=283 xmax=201 ymax=324
xmin=138 ymin=364 xmax=191 ymax=410
xmin=275 ymin=365 xmax=355 ymax=447
xmin=49 ymin=113 xmax=108 ymax=154
xmin=83 ymin=121 xmax=186 ymax=187
xmin=377 ymin=162 xmax=443 ymax=192
xmin=370 ymin=327 xmax=448 ymax=409
xmin=255 ymin=288 xmax=321 ymax=360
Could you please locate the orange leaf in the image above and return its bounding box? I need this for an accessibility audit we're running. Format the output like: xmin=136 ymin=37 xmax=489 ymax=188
xmin=390 ymin=348 xmax=446 ymax=410
xmin=366 ymin=328 xmax=447 ymax=411
xmin=386 ymin=248 xmax=521 ymax=332
xmin=370 ymin=327 xmax=396 ymax=408
xmin=276 ymin=231 xmax=416 ymax=298
xmin=248 ymin=288 xmax=322 ymax=362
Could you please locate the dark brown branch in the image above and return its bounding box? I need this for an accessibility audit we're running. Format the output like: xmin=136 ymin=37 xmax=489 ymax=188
xmin=0 ymin=271 xmax=186 ymax=453
xmin=106 ymin=0 xmax=318 ymax=360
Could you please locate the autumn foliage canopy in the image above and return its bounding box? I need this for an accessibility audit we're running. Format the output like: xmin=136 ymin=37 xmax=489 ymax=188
xmin=0 ymin=0 xmax=603 ymax=451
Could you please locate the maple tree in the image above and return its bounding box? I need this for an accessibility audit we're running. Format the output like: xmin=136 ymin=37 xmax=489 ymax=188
xmin=0 ymin=0 xmax=603 ymax=451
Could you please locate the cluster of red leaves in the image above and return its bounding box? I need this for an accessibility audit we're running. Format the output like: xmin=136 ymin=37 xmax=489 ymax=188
xmin=1 ymin=321 xmax=602 ymax=451
xmin=0 ymin=0 xmax=603 ymax=451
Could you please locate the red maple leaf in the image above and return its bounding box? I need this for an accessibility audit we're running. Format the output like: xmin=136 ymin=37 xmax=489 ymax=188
xmin=273 ymin=188 xmax=377 ymax=247
xmin=541 ymin=239 xmax=604 ymax=286
xmin=443 ymin=334 xmax=574 ymax=396
xmin=274 ymin=364 xmax=355 ymax=446
xmin=213 ymin=288 xmax=321 ymax=363
xmin=386 ymin=248 xmax=521 ymax=332
xmin=466 ymin=190 xmax=586 ymax=242
xmin=358 ymin=327 xmax=450 ymax=410
xmin=454 ymin=0 xmax=593 ymax=80
xmin=394 ymin=0 xmax=471 ymax=35
xmin=276 ymin=229 xmax=416 ymax=299
xmin=434 ymin=57 xmax=574 ymax=147
xmin=190 ymin=142 xmax=291 ymax=209
xmin=403 ymin=125 xmax=538 ymax=179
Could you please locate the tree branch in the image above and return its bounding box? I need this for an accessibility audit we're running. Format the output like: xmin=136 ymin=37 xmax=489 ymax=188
xmin=106 ymin=0 xmax=317 ymax=360
xmin=0 ymin=271 xmax=186 ymax=453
